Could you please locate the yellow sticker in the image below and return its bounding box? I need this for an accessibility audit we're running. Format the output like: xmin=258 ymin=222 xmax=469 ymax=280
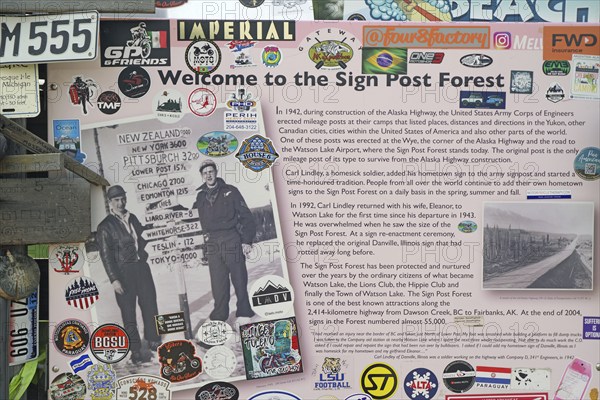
xmin=360 ymin=362 xmax=399 ymax=400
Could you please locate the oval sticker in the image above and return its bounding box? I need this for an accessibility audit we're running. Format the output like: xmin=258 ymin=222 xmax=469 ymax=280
xmin=308 ymin=40 xmax=353 ymax=69
xmin=458 ymin=220 xmax=478 ymax=233
xmin=197 ymin=131 xmax=239 ymax=157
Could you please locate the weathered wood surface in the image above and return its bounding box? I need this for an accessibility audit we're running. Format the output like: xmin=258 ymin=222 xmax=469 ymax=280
xmin=0 ymin=153 xmax=63 ymax=174
xmin=0 ymin=0 xmax=155 ymax=13
xmin=0 ymin=114 xmax=109 ymax=186
xmin=0 ymin=173 xmax=91 ymax=245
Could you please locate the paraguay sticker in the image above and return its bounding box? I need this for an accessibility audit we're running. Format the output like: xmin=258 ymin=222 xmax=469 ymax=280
xmin=235 ymin=134 xmax=279 ymax=172
xmin=154 ymin=89 xmax=185 ymax=123
xmin=195 ymin=320 xmax=234 ymax=347
xmin=90 ymin=324 xmax=130 ymax=364
xmin=404 ymin=368 xmax=438 ymax=400
xmin=188 ymin=88 xmax=217 ymax=117
xmin=87 ymin=364 xmax=117 ymax=400
xmin=262 ymin=46 xmax=282 ymax=67
xmin=197 ymin=131 xmax=239 ymax=157
xmin=158 ymin=340 xmax=203 ymax=382
xmin=53 ymin=319 xmax=90 ymax=357
xmin=185 ymin=40 xmax=221 ymax=74
xmin=574 ymin=147 xmax=600 ymax=181
xmin=204 ymin=345 xmax=237 ymax=380
xmin=65 ymin=277 xmax=99 ymax=310
xmin=250 ymin=275 xmax=294 ymax=319
xmin=443 ymin=360 xmax=476 ymax=393
xmin=50 ymin=372 xmax=86 ymax=400
xmin=51 ymin=243 xmax=84 ymax=274
xmin=115 ymin=374 xmax=171 ymax=400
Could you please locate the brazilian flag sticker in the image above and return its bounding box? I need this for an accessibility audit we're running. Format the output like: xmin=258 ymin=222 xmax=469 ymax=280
xmin=362 ymin=48 xmax=407 ymax=75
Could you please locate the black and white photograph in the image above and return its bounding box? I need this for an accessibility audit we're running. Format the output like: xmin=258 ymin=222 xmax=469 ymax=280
xmin=72 ymin=108 xmax=292 ymax=389
xmin=482 ymin=202 xmax=594 ymax=290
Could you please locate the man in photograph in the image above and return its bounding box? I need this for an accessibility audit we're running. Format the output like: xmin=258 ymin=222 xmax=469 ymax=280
xmin=193 ymin=159 xmax=257 ymax=325
xmin=96 ymin=185 xmax=161 ymax=364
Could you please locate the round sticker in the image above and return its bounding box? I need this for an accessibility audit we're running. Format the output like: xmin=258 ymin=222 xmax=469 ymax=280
xmin=197 ymin=131 xmax=239 ymax=157
xmin=153 ymin=89 xmax=185 ymax=123
xmin=50 ymin=372 xmax=86 ymax=400
xmin=188 ymin=88 xmax=217 ymax=117
xmin=443 ymin=360 xmax=476 ymax=393
xmin=574 ymin=146 xmax=600 ymax=181
xmin=239 ymin=0 xmax=265 ymax=7
xmin=249 ymin=275 xmax=295 ymax=319
xmin=53 ymin=319 xmax=90 ymax=357
xmin=65 ymin=276 xmax=100 ymax=310
xmin=196 ymin=381 xmax=239 ymax=400
xmin=118 ymin=66 xmax=151 ymax=98
xmin=51 ymin=244 xmax=85 ymax=275
xmin=360 ymin=363 xmax=398 ymax=400
xmin=249 ymin=391 xmax=302 ymax=400
xmin=404 ymin=368 xmax=438 ymax=400
xmin=196 ymin=320 xmax=234 ymax=347
xmin=457 ymin=220 xmax=477 ymax=233
xmin=185 ymin=40 xmax=221 ymax=74
xmin=90 ymin=323 xmax=130 ymax=364
xmin=97 ymin=91 xmax=122 ymax=115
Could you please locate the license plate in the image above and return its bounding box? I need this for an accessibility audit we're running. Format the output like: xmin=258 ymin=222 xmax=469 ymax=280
xmin=9 ymin=289 xmax=39 ymax=366
xmin=0 ymin=12 xmax=99 ymax=64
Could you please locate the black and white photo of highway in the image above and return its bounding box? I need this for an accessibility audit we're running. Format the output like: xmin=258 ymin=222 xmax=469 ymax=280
xmin=482 ymin=202 xmax=594 ymax=290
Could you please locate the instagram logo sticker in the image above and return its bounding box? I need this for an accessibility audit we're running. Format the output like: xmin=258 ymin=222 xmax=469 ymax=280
xmin=494 ymin=32 xmax=512 ymax=49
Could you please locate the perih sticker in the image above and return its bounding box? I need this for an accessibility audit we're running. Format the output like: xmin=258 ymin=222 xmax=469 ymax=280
xmin=574 ymin=147 xmax=600 ymax=181
xmin=250 ymin=275 xmax=294 ymax=319
xmin=90 ymin=323 xmax=130 ymax=364
xmin=51 ymin=243 xmax=84 ymax=274
xmin=87 ymin=364 xmax=117 ymax=400
xmin=115 ymin=374 xmax=171 ymax=400
xmin=204 ymin=345 xmax=237 ymax=379
xmin=53 ymin=319 xmax=90 ymax=357
xmin=50 ymin=372 xmax=86 ymax=400
xmin=196 ymin=381 xmax=239 ymax=400
xmin=153 ymin=89 xmax=185 ymax=123
xmin=65 ymin=277 xmax=99 ymax=310
xmin=118 ymin=66 xmax=151 ymax=98
xmin=443 ymin=360 xmax=476 ymax=393
xmin=185 ymin=40 xmax=221 ymax=74
xmin=188 ymin=88 xmax=217 ymax=117
xmin=155 ymin=311 xmax=188 ymax=335
xmin=196 ymin=320 xmax=234 ymax=347
xmin=158 ymin=340 xmax=203 ymax=382
xmin=197 ymin=131 xmax=239 ymax=157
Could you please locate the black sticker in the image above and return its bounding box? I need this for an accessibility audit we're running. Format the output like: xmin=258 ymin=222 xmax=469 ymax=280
xmin=53 ymin=319 xmax=90 ymax=357
xmin=100 ymin=20 xmax=170 ymax=67
xmin=118 ymin=66 xmax=151 ymax=98
xmin=443 ymin=360 xmax=476 ymax=393
xmin=97 ymin=91 xmax=122 ymax=115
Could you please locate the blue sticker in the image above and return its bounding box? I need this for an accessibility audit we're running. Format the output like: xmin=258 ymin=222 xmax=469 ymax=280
xmin=404 ymin=368 xmax=439 ymax=400
xmin=235 ymin=134 xmax=279 ymax=172
xmin=583 ymin=316 xmax=600 ymax=340
xmin=53 ymin=119 xmax=86 ymax=163
xmin=574 ymin=146 xmax=600 ymax=181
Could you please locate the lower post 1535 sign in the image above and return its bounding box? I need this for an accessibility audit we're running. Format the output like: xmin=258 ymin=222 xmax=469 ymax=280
xmin=0 ymin=11 xmax=99 ymax=64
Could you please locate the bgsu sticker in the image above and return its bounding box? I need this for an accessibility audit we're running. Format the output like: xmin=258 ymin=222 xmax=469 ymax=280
xmin=90 ymin=324 xmax=130 ymax=364
xmin=158 ymin=340 xmax=203 ymax=382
